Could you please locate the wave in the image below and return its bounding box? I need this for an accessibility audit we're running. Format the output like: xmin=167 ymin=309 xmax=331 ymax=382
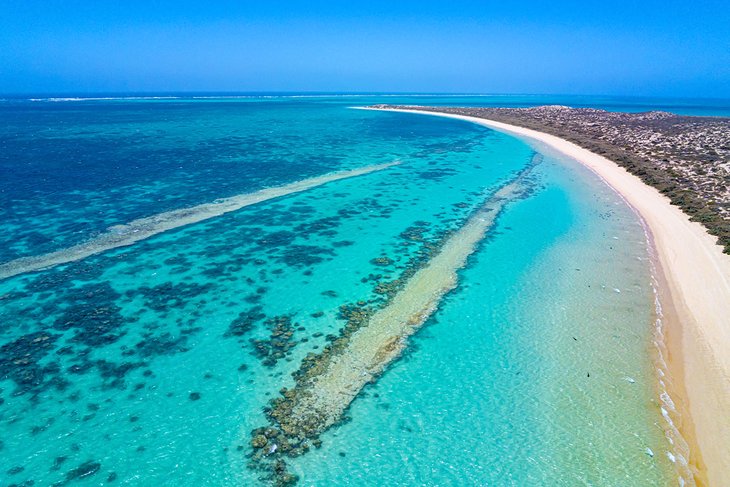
xmin=16 ymin=93 xmax=506 ymax=103
xmin=28 ymin=96 xmax=184 ymax=102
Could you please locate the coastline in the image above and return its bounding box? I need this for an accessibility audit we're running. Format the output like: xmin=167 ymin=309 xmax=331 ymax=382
xmin=367 ymin=107 xmax=730 ymax=486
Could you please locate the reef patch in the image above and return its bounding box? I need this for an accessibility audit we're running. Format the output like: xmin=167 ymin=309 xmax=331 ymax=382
xmin=248 ymin=154 xmax=542 ymax=485
xmin=0 ymin=161 xmax=400 ymax=280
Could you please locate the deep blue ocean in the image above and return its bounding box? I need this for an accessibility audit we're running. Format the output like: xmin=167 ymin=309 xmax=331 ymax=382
xmin=1 ymin=94 xmax=713 ymax=486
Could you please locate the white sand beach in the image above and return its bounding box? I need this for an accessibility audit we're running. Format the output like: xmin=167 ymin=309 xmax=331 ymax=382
xmin=373 ymin=107 xmax=730 ymax=486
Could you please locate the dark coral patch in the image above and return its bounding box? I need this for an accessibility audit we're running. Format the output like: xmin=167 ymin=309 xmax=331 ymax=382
xmin=53 ymin=282 xmax=127 ymax=347
xmin=225 ymin=307 xmax=266 ymax=337
xmin=0 ymin=331 xmax=63 ymax=395
xmin=64 ymin=460 xmax=101 ymax=482
xmin=136 ymin=281 xmax=214 ymax=312
xmin=276 ymin=245 xmax=335 ymax=268
xmin=134 ymin=333 xmax=189 ymax=358
xmin=250 ymin=315 xmax=299 ymax=367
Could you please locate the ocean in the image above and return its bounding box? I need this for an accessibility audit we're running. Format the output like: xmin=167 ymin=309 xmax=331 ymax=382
xmin=1 ymin=94 xmax=717 ymax=485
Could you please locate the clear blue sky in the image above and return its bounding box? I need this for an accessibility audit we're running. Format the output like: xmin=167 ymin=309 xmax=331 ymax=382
xmin=1 ymin=0 xmax=728 ymax=96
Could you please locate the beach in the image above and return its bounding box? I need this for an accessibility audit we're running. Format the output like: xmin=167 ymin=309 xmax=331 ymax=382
xmin=2 ymin=95 xmax=719 ymax=485
xmin=372 ymin=107 xmax=730 ymax=486
xmin=3 ymin=0 xmax=728 ymax=483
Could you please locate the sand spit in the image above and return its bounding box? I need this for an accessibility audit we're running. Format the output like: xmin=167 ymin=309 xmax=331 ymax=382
xmin=249 ymin=158 xmax=539 ymax=485
xmin=373 ymin=107 xmax=730 ymax=487
xmin=0 ymin=162 xmax=400 ymax=281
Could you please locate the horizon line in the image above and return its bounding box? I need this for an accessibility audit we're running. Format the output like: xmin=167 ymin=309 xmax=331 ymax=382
xmin=2 ymin=91 xmax=730 ymax=102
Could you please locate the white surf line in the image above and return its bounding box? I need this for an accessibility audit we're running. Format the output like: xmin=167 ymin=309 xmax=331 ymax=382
xmin=279 ymin=165 xmax=536 ymax=438
xmin=0 ymin=162 xmax=400 ymax=280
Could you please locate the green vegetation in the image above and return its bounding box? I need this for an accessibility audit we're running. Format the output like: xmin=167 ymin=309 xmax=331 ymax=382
xmin=375 ymin=105 xmax=730 ymax=254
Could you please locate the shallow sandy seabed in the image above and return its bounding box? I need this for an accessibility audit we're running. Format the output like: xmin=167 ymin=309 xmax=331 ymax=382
xmin=289 ymin=170 xmax=534 ymax=433
xmin=369 ymin=107 xmax=730 ymax=486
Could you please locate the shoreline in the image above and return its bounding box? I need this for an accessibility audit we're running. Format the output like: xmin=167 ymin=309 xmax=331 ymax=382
xmin=367 ymin=107 xmax=730 ymax=486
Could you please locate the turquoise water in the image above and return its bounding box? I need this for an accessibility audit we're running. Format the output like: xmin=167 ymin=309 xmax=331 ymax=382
xmin=0 ymin=97 xmax=684 ymax=485
xmin=289 ymin=148 xmax=674 ymax=485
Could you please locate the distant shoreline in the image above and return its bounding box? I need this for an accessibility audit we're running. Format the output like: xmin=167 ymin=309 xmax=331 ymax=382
xmin=367 ymin=106 xmax=730 ymax=486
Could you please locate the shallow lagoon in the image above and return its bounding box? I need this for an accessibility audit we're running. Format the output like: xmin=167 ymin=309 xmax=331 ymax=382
xmin=0 ymin=98 xmax=677 ymax=485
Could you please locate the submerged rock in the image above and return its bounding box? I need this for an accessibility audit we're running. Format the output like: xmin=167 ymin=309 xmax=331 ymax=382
xmin=250 ymin=315 xmax=300 ymax=367
xmin=225 ymin=307 xmax=265 ymax=337
xmin=65 ymin=461 xmax=101 ymax=482
xmin=246 ymin=161 xmax=541 ymax=486
xmin=252 ymin=434 xmax=268 ymax=449
xmin=370 ymin=256 xmax=394 ymax=267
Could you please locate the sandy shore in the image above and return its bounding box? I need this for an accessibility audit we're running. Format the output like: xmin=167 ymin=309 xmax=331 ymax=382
xmin=371 ymin=108 xmax=730 ymax=486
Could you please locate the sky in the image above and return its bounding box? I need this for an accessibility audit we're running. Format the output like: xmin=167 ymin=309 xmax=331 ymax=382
xmin=1 ymin=0 xmax=728 ymax=96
